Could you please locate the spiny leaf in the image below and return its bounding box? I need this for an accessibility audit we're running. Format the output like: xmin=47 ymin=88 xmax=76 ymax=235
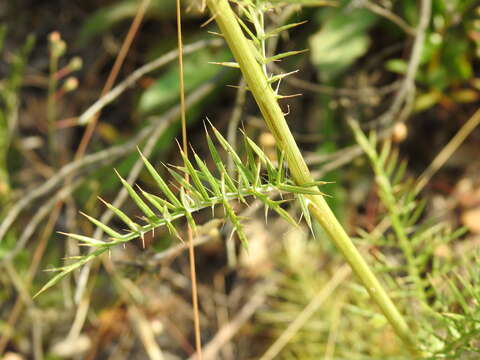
xmin=138 ymin=149 xmax=182 ymax=208
xmin=277 ymin=183 xmax=325 ymax=196
xmin=159 ymin=205 xmax=180 ymax=239
xmin=276 ymin=150 xmax=286 ymax=185
xmin=210 ymin=124 xmax=254 ymax=185
xmin=235 ymin=14 xmax=259 ymax=44
xmin=178 ymin=147 xmax=210 ymax=201
xmin=98 ymin=197 xmax=139 ymax=232
xmin=222 ymin=195 xmax=247 ymax=249
xmin=34 ymin=247 xmax=108 ymax=298
xmin=58 ymin=232 xmax=108 ymax=247
xmin=192 ymin=150 xmax=221 ymax=197
xmin=140 ymin=190 xmax=176 ymax=211
xmin=208 ymin=61 xmax=240 ymax=68
xmin=80 ymin=211 xmax=123 ymax=239
xmin=250 ymin=189 xmax=297 ymax=227
xmin=261 ymin=21 xmax=308 ymax=39
xmin=297 ymin=195 xmax=314 ymax=236
xmin=267 ymin=70 xmax=299 ymax=84
xmin=168 ymin=167 xmax=203 ymax=202
xmin=180 ymin=187 xmax=197 ymax=234
xmin=244 ymin=134 xmax=274 ymax=168
xmin=264 ymin=49 xmax=309 ymax=63
xmin=114 ymin=169 xmax=155 ymax=219
xmin=205 ymin=124 xmax=237 ymax=192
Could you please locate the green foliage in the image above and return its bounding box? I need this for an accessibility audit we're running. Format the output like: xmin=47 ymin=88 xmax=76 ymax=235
xmin=0 ymin=26 xmax=35 ymax=202
xmin=350 ymin=121 xmax=478 ymax=358
xmin=309 ymin=6 xmax=377 ymax=81
xmin=36 ymin=125 xmax=326 ymax=297
xmin=259 ymin=121 xmax=479 ymax=359
xmin=2 ymin=0 xmax=477 ymax=357
xmin=77 ymin=0 xmax=180 ymax=45
xmin=385 ymin=0 xmax=479 ymax=111
xmin=138 ymin=47 xmax=231 ymax=114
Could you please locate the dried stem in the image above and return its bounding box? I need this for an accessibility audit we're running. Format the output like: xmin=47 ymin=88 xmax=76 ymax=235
xmin=177 ymin=0 xmax=203 ymax=357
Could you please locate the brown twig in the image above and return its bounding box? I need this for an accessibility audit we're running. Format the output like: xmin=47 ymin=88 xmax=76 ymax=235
xmin=365 ymin=0 xmax=432 ymax=130
xmin=176 ymin=0 xmax=203 ymax=356
xmin=359 ymin=0 xmax=415 ymax=36
xmin=415 ymin=107 xmax=480 ymax=193
xmin=74 ymin=0 xmax=151 ymax=160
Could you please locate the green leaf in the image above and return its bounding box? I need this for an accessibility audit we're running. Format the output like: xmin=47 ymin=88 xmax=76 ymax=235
xmin=210 ymin=125 xmax=254 ymax=186
xmin=179 ymin=148 xmax=210 ymax=201
xmin=309 ymin=8 xmax=377 ymax=80
xmin=80 ymin=212 xmax=124 ymax=239
xmin=114 ymin=169 xmax=155 ymax=219
xmin=297 ymin=194 xmax=314 ymax=235
xmin=58 ymin=232 xmax=108 ymax=247
xmin=385 ymin=59 xmax=408 ymax=75
xmin=137 ymin=47 xmax=231 ymax=115
xmin=77 ymin=0 xmax=176 ymax=45
xmin=98 ymin=197 xmax=140 ymax=232
xmin=192 ymin=150 xmax=221 ymax=197
xmin=205 ymin=127 xmax=237 ymax=192
xmin=139 ymin=150 xmax=183 ymax=208
xmin=34 ymin=247 xmax=109 ymax=298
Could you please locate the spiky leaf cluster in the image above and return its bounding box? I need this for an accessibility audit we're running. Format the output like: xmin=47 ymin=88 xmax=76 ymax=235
xmin=350 ymin=119 xmax=479 ymax=358
xmin=36 ymin=125 xmax=325 ymax=297
xmin=258 ymin=122 xmax=479 ymax=359
xmin=425 ymin=254 xmax=480 ymax=359
xmin=211 ymin=0 xmax=306 ymax=97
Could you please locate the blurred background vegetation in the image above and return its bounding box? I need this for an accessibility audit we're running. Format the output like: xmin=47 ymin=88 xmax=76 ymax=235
xmin=0 ymin=0 xmax=479 ymax=359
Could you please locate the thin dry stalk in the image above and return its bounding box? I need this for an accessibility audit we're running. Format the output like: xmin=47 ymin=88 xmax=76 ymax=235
xmin=75 ymin=0 xmax=151 ymax=159
xmin=176 ymin=0 xmax=203 ymax=357
xmin=416 ymin=108 xmax=480 ymax=193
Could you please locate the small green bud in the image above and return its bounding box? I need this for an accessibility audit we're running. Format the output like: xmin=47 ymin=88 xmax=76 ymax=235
xmin=62 ymin=76 xmax=78 ymax=92
xmin=68 ymin=56 xmax=83 ymax=71
xmin=49 ymin=31 xmax=66 ymax=58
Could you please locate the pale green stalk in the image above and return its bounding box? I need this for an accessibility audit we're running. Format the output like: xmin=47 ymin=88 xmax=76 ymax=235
xmin=47 ymin=49 xmax=58 ymax=163
xmin=350 ymin=120 xmax=427 ymax=303
xmin=206 ymin=0 xmax=418 ymax=350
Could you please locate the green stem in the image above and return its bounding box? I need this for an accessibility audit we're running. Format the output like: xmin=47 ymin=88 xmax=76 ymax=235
xmin=206 ymin=0 xmax=418 ymax=351
xmin=350 ymin=120 xmax=427 ymax=303
xmin=378 ymin=170 xmax=426 ymax=302
xmin=0 ymin=111 xmax=10 ymax=201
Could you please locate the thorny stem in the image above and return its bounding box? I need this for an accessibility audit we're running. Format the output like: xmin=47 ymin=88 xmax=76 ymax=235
xmin=206 ymin=0 xmax=419 ymax=351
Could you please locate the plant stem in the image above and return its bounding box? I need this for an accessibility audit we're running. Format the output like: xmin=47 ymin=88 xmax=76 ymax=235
xmin=0 ymin=112 xmax=10 ymax=201
xmin=177 ymin=0 xmax=203 ymax=357
xmin=206 ymin=0 xmax=418 ymax=351
xmin=47 ymin=48 xmax=58 ymax=164
xmin=350 ymin=120 xmax=427 ymax=303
